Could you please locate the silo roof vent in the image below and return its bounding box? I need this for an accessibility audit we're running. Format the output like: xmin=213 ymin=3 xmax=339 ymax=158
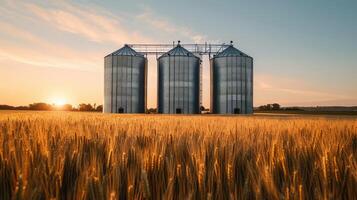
xmin=215 ymin=45 xmax=251 ymax=58
xmin=159 ymin=44 xmax=199 ymax=58
xmin=106 ymin=45 xmax=144 ymax=57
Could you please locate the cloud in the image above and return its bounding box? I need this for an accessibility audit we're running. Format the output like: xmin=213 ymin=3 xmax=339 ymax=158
xmin=254 ymin=74 xmax=353 ymax=106
xmin=256 ymin=80 xmax=343 ymax=99
xmin=137 ymin=8 xmax=207 ymax=43
xmin=0 ymin=0 xmax=210 ymax=72
xmin=0 ymin=21 xmax=100 ymax=71
xmin=0 ymin=1 xmax=155 ymax=71
xmin=256 ymin=81 xmax=273 ymax=89
xmin=25 ymin=2 xmax=150 ymax=45
xmin=257 ymin=82 xmax=348 ymax=100
xmin=0 ymin=47 xmax=97 ymax=71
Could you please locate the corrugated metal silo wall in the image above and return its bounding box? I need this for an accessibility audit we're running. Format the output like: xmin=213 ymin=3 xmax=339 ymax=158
xmin=104 ymin=56 xmax=112 ymax=113
xmin=104 ymin=55 xmax=147 ymax=113
xmin=211 ymin=56 xmax=253 ymax=114
xmin=158 ymin=55 xmax=200 ymax=114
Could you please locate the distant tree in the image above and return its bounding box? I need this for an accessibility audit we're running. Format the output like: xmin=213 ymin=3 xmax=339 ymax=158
xmin=146 ymin=108 xmax=157 ymax=114
xmin=16 ymin=106 xmax=29 ymax=110
xmin=284 ymin=107 xmax=302 ymax=111
xmin=0 ymin=105 xmax=15 ymax=110
xmin=61 ymin=104 xmax=73 ymax=111
xmin=95 ymin=105 xmax=103 ymax=112
xmin=78 ymin=103 xmax=94 ymax=112
xmin=29 ymin=103 xmax=52 ymax=110
xmin=258 ymin=105 xmax=269 ymax=110
xmin=272 ymin=103 xmax=281 ymax=110
xmin=258 ymin=103 xmax=281 ymax=111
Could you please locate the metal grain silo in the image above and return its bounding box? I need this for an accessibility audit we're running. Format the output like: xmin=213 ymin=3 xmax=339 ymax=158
xmin=104 ymin=45 xmax=147 ymax=113
xmin=210 ymin=45 xmax=253 ymax=114
xmin=157 ymin=44 xmax=201 ymax=114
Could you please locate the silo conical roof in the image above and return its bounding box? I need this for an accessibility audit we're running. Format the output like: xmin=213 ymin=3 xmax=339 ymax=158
xmin=106 ymin=45 xmax=144 ymax=57
xmin=159 ymin=44 xmax=199 ymax=59
xmin=214 ymin=45 xmax=251 ymax=58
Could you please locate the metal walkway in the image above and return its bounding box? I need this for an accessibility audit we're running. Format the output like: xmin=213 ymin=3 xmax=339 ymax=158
xmin=127 ymin=41 xmax=232 ymax=58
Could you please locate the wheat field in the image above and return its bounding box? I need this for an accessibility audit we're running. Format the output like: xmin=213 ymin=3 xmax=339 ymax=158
xmin=0 ymin=111 xmax=356 ymax=199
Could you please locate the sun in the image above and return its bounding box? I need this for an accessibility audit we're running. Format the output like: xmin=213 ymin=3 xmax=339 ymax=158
xmin=52 ymin=98 xmax=67 ymax=106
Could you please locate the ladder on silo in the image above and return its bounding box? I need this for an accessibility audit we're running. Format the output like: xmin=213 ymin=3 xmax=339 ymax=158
xmin=199 ymin=55 xmax=202 ymax=113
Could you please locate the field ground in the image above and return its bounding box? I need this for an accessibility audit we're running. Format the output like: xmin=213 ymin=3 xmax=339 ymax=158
xmin=0 ymin=111 xmax=356 ymax=199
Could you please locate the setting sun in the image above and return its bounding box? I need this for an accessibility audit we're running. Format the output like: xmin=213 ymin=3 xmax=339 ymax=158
xmin=52 ymin=98 xmax=67 ymax=106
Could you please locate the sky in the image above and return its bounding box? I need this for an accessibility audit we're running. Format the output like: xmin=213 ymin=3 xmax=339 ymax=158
xmin=0 ymin=0 xmax=356 ymax=108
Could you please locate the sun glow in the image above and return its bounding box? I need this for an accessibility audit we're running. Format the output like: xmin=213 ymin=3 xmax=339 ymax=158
xmin=52 ymin=98 xmax=67 ymax=106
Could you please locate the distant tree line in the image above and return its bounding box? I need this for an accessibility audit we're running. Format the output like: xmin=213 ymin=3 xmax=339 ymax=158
xmin=256 ymin=103 xmax=281 ymax=111
xmin=256 ymin=103 xmax=303 ymax=111
xmin=0 ymin=103 xmax=103 ymax=112
xmin=254 ymin=104 xmax=357 ymax=115
xmin=146 ymin=108 xmax=157 ymax=114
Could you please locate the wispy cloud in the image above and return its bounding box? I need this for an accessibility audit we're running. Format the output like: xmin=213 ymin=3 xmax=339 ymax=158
xmin=257 ymin=80 xmax=348 ymax=100
xmin=25 ymin=2 xmax=150 ymax=45
xmin=254 ymin=74 xmax=354 ymax=106
xmin=0 ymin=1 xmax=155 ymax=71
xmin=137 ymin=8 xmax=207 ymax=43
xmin=0 ymin=21 xmax=100 ymax=70
xmin=0 ymin=0 xmax=211 ymax=72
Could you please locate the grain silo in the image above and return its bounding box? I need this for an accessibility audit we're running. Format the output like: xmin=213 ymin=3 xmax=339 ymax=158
xmin=210 ymin=44 xmax=253 ymax=114
xmin=157 ymin=44 xmax=201 ymax=114
xmin=104 ymin=45 xmax=147 ymax=113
